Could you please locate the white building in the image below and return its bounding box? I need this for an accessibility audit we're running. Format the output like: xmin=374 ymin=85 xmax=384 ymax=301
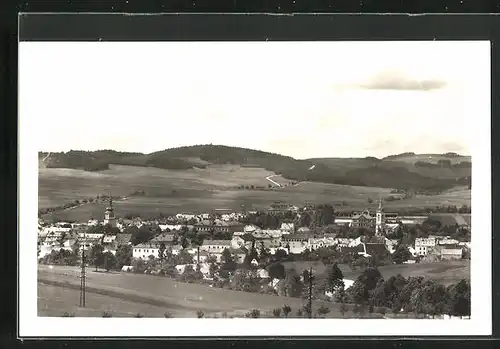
xmin=159 ymin=224 xmax=183 ymax=232
xmin=231 ymin=235 xmax=245 ymax=249
xmin=334 ymin=217 xmax=353 ymax=226
xmin=175 ymin=213 xmax=197 ymax=221
xmin=439 ymin=238 xmax=460 ymax=245
xmin=243 ymin=224 xmax=260 ymax=233
xmin=102 ymin=235 xmax=117 ymax=244
xmin=334 ymin=238 xmax=354 ymax=247
xmin=384 ymin=238 xmax=399 ymax=254
xmin=87 ymin=219 xmax=99 ymax=226
xmin=78 ymin=232 xmax=104 ymax=240
xmin=269 ymin=247 xmax=288 ymax=255
xmin=200 ymin=239 xmax=232 ymax=254
xmin=133 ymin=243 xmax=161 ymax=259
xmin=415 ymin=237 xmax=437 ymax=256
xmin=280 ymin=223 xmax=295 ymax=234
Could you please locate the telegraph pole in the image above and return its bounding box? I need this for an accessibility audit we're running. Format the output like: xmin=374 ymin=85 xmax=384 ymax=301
xmin=308 ymin=266 xmax=313 ymax=319
xmin=79 ymin=230 xmax=86 ymax=308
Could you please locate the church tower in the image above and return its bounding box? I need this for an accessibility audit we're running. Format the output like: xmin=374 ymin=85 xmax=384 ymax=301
xmin=104 ymin=196 xmax=117 ymax=228
xmin=375 ymin=197 xmax=384 ymax=236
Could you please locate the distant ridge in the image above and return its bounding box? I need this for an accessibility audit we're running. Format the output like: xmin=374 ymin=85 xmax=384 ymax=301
xmin=38 ymin=145 xmax=471 ymax=192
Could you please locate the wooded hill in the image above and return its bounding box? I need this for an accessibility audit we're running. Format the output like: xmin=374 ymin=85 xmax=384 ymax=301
xmin=39 ymin=146 xmax=471 ymax=192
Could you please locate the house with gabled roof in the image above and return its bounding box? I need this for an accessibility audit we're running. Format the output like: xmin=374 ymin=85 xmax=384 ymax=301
xmin=351 ymin=210 xmax=375 ymax=229
xmin=115 ymin=233 xmax=132 ymax=246
xmin=200 ymin=239 xmax=232 ymax=254
xmin=151 ymin=233 xmax=176 ymax=245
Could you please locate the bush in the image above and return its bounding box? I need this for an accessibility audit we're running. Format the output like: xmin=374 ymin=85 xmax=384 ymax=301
xmin=102 ymin=311 xmax=112 ymax=318
xmin=164 ymin=312 xmax=173 ymax=318
xmin=340 ymin=303 xmax=349 ymax=317
xmin=245 ymin=309 xmax=261 ymax=318
xmin=272 ymin=308 xmax=282 ymax=317
xmin=197 ymin=310 xmax=205 ymax=318
xmin=135 ymin=313 xmax=144 ymax=318
xmin=62 ymin=312 xmax=74 ymax=317
xmin=317 ymin=305 xmax=330 ymax=318
xmin=282 ymin=305 xmax=292 ymax=317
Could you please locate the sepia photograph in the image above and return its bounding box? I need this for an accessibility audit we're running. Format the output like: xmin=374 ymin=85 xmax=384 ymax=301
xmin=18 ymin=39 xmax=491 ymax=337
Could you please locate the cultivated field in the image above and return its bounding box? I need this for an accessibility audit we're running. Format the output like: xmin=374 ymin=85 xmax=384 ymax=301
xmin=38 ymin=164 xmax=278 ymax=208
xmin=39 ymin=164 xmax=470 ymax=221
xmin=38 ymin=265 xmax=367 ymax=318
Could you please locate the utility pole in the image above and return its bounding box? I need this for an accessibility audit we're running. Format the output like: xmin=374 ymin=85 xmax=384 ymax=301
xmin=79 ymin=230 xmax=86 ymax=308
xmin=308 ymin=266 xmax=313 ymax=319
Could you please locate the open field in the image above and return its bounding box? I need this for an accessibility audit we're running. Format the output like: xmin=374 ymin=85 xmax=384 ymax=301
xmin=39 ymin=163 xmax=470 ymax=221
xmin=39 ymin=164 xmax=278 ymax=209
xmin=283 ymin=260 xmax=470 ymax=287
xmin=38 ymin=265 xmax=372 ymax=318
xmin=38 ymin=261 xmax=468 ymax=318
xmin=344 ymin=260 xmax=470 ymax=286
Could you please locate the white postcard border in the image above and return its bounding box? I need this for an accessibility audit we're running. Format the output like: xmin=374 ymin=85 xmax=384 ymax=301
xmin=18 ymin=40 xmax=492 ymax=337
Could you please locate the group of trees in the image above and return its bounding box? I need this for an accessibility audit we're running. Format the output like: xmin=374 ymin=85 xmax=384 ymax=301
xmin=42 ymin=146 xmax=469 ymax=193
xmin=293 ymin=245 xmax=391 ymax=269
xmin=38 ymin=194 xmax=123 ymax=217
xmin=387 ymin=220 xmax=471 ymax=245
xmin=240 ymin=204 xmax=335 ymax=231
xmin=335 ymin=204 xmax=471 ymax=217
xmin=39 ymin=248 xmax=80 ymax=266
xmin=345 ymin=267 xmax=471 ymax=318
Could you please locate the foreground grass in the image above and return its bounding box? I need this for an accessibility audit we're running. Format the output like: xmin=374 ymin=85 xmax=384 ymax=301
xmin=38 ymin=265 xmax=339 ymax=318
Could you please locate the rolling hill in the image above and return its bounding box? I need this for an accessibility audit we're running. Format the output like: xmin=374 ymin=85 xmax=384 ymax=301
xmin=39 ymin=146 xmax=471 ymax=192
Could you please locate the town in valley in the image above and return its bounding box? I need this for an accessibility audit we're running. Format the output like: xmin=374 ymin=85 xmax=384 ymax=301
xmin=29 ymin=41 xmax=479 ymax=321
xmin=38 ymin=175 xmax=471 ymax=319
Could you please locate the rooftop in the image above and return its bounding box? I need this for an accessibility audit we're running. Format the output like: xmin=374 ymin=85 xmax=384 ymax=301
xmin=151 ymin=233 xmax=175 ymax=242
xmin=202 ymin=239 xmax=232 ymax=246
xmin=134 ymin=242 xmax=161 ymax=248
xmin=115 ymin=233 xmax=132 ymax=244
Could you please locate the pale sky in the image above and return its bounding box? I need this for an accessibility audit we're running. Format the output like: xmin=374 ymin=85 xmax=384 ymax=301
xmin=19 ymin=41 xmax=489 ymax=159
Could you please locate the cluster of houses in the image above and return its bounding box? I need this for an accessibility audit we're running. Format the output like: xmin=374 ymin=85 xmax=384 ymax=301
xmin=37 ymin=199 xmax=471 ymax=266
xmin=413 ymin=236 xmax=470 ymax=260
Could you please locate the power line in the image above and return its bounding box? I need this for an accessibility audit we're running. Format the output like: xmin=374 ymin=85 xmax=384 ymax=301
xmin=79 ymin=230 xmax=86 ymax=308
xmin=308 ymin=266 xmax=313 ymax=319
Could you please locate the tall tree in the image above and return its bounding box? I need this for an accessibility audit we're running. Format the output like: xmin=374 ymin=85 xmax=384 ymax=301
xmin=392 ymin=244 xmax=412 ymax=264
xmin=267 ymin=262 xmax=286 ymax=280
xmin=158 ymin=243 xmax=166 ymax=262
xmin=399 ymin=276 xmax=425 ymax=313
xmin=283 ymin=268 xmax=304 ymax=298
xmin=115 ymin=244 xmax=132 ymax=268
xmin=221 ymin=248 xmax=237 ymax=273
xmin=103 ymin=251 xmax=117 ymax=271
xmin=90 ymin=244 xmax=104 ymax=271
xmin=311 ymin=204 xmax=335 ymax=228
xmin=325 ymin=263 xmax=345 ymax=293
xmin=446 ymin=279 xmax=471 ymax=318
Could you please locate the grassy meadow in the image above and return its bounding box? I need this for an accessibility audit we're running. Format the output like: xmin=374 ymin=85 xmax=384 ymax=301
xmin=38 ymin=265 xmax=352 ymax=318
xmin=282 ymin=260 xmax=470 ymax=287
xmin=38 ymin=260 xmax=469 ymax=318
xmin=39 ymin=163 xmax=470 ymax=221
